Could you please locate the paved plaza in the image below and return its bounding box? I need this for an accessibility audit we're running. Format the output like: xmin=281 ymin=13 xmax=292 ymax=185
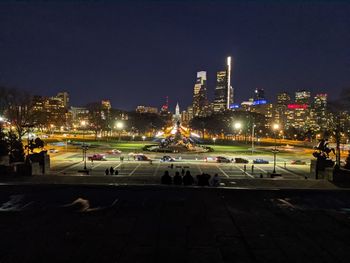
xmin=0 ymin=185 xmax=349 ymax=263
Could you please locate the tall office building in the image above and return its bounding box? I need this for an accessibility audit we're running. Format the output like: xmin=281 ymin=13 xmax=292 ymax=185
xmin=313 ymin=93 xmax=328 ymax=128
xmin=192 ymin=71 xmax=208 ymax=117
xmin=213 ymin=56 xmax=233 ymax=112
xmin=275 ymin=92 xmax=291 ymax=128
xmin=295 ymin=90 xmax=311 ymax=104
xmin=56 ymin=92 xmax=69 ymax=109
xmin=286 ymin=90 xmax=311 ymax=130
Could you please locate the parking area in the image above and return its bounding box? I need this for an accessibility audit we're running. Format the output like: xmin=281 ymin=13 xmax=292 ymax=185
xmin=50 ymin=152 xmax=310 ymax=180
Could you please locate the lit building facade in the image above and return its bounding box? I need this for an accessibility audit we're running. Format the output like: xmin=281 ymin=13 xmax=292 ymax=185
xmin=313 ymin=93 xmax=327 ymax=128
xmin=31 ymin=92 xmax=69 ymax=127
xmin=192 ymin=71 xmax=208 ymax=117
xmin=275 ymin=92 xmax=291 ymax=129
xmin=213 ymin=57 xmax=233 ymax=112
xmin=136 ymin=106 xmax=158 ymax=114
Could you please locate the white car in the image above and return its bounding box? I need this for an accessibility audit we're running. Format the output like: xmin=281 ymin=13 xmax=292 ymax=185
xmin=49 ymin=148 xmax=59 ymax=153
xmin=106 ymin=149 xmax=122 ymax=154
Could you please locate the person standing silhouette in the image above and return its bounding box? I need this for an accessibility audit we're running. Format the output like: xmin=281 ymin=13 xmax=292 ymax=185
xmin=173 ymin=171 xmax=182 ymax=185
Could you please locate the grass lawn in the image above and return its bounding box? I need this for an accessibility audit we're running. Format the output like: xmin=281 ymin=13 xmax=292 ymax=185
xmin=203 ymin=144 xmax=261 ymax=153
xmin=108 ymin=141 xmax=151 ymax=151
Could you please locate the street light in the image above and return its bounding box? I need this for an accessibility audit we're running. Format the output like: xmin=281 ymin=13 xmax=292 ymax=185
xmin=272 ymin=123 xmax=280 ymax=174
xmin=63 ymin=133 xmax=68 ymax=152
xmin=251 ymin=124 xmax=256 ymax=154
xmin=81 ymin=120 xmax=88 ymax=170
xmin=115 ymin=121 xmax=124 ymax=141
xmin=234 ymin=122 xmax=242 ymax=130
xmin=213 ymin=137 xmax=217 ymax=145
xmin=233 ymin=122 xmax=242 ymax=141
xmin=142 ymin=135 xmax=146 ymax=141
xmin=50 ymin=124 xmax=55 ymax=136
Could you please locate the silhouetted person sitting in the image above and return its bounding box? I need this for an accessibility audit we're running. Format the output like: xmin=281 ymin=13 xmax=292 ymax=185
xmin=161 ymin=170 xmax=172 ymax=185
xmin=173 ymin=171 xmax=183 ymax=185
xmin=183 ymin=170 xmax=194 ymax=186
xmin=115 ymin=170 xmax=119 ymax=175
xmin=197 ymin=173 xmax=211 ymax=186
xmin=110 ymin=166 xmax=114 ymax=175
xmin=211 ymin=173 xmax=220 ymax=187
xmin=105 ymin=168 xmax=109 ymax=175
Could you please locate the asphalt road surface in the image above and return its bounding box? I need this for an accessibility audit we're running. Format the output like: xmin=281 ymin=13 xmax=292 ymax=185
xmin=50 ymin=152 xmax=311 ymax=180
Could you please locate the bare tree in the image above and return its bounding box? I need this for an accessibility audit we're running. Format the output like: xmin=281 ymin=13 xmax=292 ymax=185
xmin=1 ymin=86 xmax=34 ymax=139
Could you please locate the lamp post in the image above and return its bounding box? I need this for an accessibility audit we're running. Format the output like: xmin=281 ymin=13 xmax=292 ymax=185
xmin=63 ymin=133 xmax=68 ymax=152
xmin=251 ymin=124 xmax=256 ymax=154
xmin=115 ymin=121 xmax=124 ymax=141
xmin=50 ymin=124 xmax=55 ymax=136
xmin=213 ymin=137 xmax=217 ymax=145
xmin=81 ymin=120 xmax=87 ymax=170
xmin=272 ymin=123 xmax=280 ymax=174
xmin=142 ymin=135 xmax=146 ymax=141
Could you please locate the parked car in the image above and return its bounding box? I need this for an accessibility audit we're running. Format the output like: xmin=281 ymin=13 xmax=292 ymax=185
xmin=291 ymin=160 xmax=306 ymax=165
xmin=88 ymin=154 xmax=106 ymax=161
xmin=204 ymin=156 xmax=215 ymax=162
xmin=216 ymin=156 xmax=231 ymax=163
xmin=235 ymin=157 xmax=249 ymax=164
xmin=253 ymin=159 xmax=269 ymax=164
xmin=49 ymin=148 xmax=59 ymax=153
xmin=160 ymin=156 xmax=175 ymax=162
xmin=135 ymin=154 xmax=150 ymax=161
xmin=106 ymin=149 xmax=122 ymax=155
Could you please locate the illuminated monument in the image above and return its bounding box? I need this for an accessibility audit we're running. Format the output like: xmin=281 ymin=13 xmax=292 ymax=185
xmin=149 ymin=103 xmax=209 ymax=153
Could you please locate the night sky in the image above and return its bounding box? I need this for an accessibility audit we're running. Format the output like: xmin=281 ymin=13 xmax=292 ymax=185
xmin=1 ymin=1 xmax=349 ymax=111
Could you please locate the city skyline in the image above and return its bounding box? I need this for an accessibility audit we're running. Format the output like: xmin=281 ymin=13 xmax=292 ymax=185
xmin=1 ymin=2 xmax=349 ymax=110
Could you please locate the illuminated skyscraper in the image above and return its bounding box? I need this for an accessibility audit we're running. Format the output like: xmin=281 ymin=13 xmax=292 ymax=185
xmin=56 ymin=92 xmax=69 ymax=109
xmin=295 ymin=90 xmax=311 ymax=104
xmin=284 ymin=90 xmax=311 ymax=130
xmin=313 ymin=93 xmax=327 ymax=128
xmin=274 ymin=92 xmax=290 ymax=129
xmin=213 ymin=56 xmax=233 ymax=112
xmin=192 ymin=71 xmax=208 ymax=116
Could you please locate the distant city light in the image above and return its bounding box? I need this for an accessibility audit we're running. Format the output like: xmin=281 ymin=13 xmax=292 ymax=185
xmin=115 ymin=121 xmax=124 ymax=129
xmin=252 ymin=99 xmax=267 ymax=105
xmin=190 ymin=132 xmax=200 ymax=138
xmin=273 ymin=123 xmax=280 ymax=130
xmin=288 ymin=104 xmax=308 ymax=109
xmin=155 ymin=131 xmax=164 ymax=137
xmin=230 ymin=104 xmax=240 ymax=109
xmin=234 ymin=122 xmax=242 ymax=129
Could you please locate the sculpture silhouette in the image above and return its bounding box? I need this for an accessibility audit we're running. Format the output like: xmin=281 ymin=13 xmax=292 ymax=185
xmin=313 ymin=139 xmax=335 ymax=159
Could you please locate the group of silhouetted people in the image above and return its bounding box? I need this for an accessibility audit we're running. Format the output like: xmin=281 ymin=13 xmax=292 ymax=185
xmin=161 ymin=170 xmax=220 ymax=187
xmin=105 ymin=166 xmax=118 ymax=175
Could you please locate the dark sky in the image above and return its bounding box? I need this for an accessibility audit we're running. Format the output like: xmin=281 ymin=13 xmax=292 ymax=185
xmin=1 ymin=1 xmax=350 ymax=111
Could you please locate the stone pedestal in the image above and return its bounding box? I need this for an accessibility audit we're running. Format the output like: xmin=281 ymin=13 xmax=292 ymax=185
xmin=310 ymin=159 xmax=334 ymax=180
xmin=0 ymin=155 xmax=9 ymax=166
